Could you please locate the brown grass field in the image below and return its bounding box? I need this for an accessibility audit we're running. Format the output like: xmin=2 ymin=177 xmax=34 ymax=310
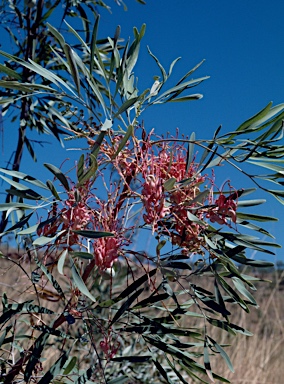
xmin=0 ymin=245 xmax=284 ymax=383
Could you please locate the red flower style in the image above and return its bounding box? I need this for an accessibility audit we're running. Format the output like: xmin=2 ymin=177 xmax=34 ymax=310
xmin=142 ymin=174 xmax=170 ymax=227
xmin=207 ymin=189 xmax=238 ymax=225
xmin=37 ymin=184 xmax=92 ymax=245
xmin=100 ymin=334 xmax=120 ymax=360
xmin=91 ymin=196 xmax=128 ymax=271
xmin=141 ymin=141 xmax=207 ymax=253
xmin=94 ymin=236 xmax=120 ymax=270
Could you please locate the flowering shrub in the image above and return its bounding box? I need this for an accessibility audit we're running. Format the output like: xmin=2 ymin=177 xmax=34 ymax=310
xmin=0 ymin=4 xmax=283 ymax=383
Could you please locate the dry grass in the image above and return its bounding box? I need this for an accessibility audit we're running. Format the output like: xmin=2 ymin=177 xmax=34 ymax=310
xmin=1 ymin=246 xmax=284 ymax=383
xmin=188 ymin=270 xmax=284 ymax=383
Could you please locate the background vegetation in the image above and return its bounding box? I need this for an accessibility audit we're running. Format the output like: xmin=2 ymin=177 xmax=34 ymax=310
xmin=0 ymin=1 xmax=284 ymax=383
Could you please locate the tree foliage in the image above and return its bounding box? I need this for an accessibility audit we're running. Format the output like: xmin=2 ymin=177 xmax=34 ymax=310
xmin=0 ymin=1 xmax=283 ymax=383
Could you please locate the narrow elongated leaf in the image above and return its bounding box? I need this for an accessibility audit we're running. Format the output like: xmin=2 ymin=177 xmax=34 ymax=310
xmin=114 ymin=125 xmax=133 ymax=156
xmin=168 ymin=94 xmax=203 ymax=102
xmin=38 ymin=353 xmax=68 ymax=384
xmin=33 ymin=230 xmax=66 ymax=246
xmin=164 ymin=177 xmax=176 ymax=191
xmin=232 ymin=277 xmax=257 ymax=306
xmin=234 ymin=102 xmax=272 ymax=133
xmin=100 ymin=268 xmax=157 ymax=308
xmin=0 ymin=202 xmax=35 ymax=212
xmin=44 ymin=163 xmax=70 ymax=191
xmin=72 ymin=230 xmax=114 ymax=238
xmin=109 ymin=288 xmax=144 ymax=326
xmin=57 ymin=249 xmax=68 ymax=275
xmin=207 ymin=336 xmax=234 ymax=373
xmin=107 ymin=376 xmax=130 ymax=384
xmin=70 ymin=251 xmax=93 ymax=259
xmin=71 ymin=261 xmax=97 ymax=302
xmin=186 ymin=132 xmax=195 ymax=173
xmin=46 ymin=180 xmax=61 ymax=200
xmin=237 ymin=199 xmax=266 ymax=207
xmin=236 ymin=212 xmax=278 ymax=222
xmin=47 ymin=23 xmax=66 ymax=47
xmin=77 ymin=154 xmax=97 ymax=185
xmin=90 ymin=15 xmax=100 ymax=74
xmin=64 ymin=44 xmax=81 ymax=95
xmin=63 ymin=356 xmax=77 ymax=375
xmin=24 ymin=333 xmax=50 ymax=382
xmin=0 ymin=63 xmax=22 ymax=80
xmin=73 ymin=366 xmax=94 ymax=384
xmin=35 ymin=257 xmax=65 ymax=298
xmin=0 ymin=326 xmax=12 ymax=348
xmin=5 ymin=188 xmax=42 ymax=201
xmin=204 ymin=341 xmax=215 ymax=383
xmin=114 ymin=97 xmax=139 ymax=118
xmin=147 ymin=46 xmax=167 ymax=83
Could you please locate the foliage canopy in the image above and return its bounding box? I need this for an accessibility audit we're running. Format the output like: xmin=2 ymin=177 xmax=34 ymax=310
xmin=0 ymin=1 xmax=284 ymax=383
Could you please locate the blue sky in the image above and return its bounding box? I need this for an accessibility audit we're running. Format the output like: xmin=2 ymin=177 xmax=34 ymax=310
xmin=1 ymin=0 xmax=284 ymax=261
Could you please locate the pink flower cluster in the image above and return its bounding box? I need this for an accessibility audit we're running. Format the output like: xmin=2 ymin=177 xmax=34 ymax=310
xmin=94 ymin=237 xmax=120 ymax=270
xmin=138 ymin=137 xmax=238 ymax=253
xmin=37 ymin=127 xmax=239 ymax=270
xmin=100 ymin=334 xmax=120 ymax=360
xmin=207 ymin=193 xmax=237 ymax=225
xmin=38 ymin=185 xmax=92 ymax=245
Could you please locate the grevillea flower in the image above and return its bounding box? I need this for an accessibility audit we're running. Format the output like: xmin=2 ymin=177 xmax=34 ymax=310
xmin=37 ymin=183 xmax=92 ymax=246
xmin=206 ymin=183 xmax=238 ymax=225
xmin=100 ymin=334 xmax=120 ymax=360
xmin=140 ymin=138 xmax=207 ymax=252
xmin=94 ymin=236 xmax=120 ymax=270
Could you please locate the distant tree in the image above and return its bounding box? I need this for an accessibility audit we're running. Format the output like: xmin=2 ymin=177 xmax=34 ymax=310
xmin=0 ymin=1 xmax=283 ymax=383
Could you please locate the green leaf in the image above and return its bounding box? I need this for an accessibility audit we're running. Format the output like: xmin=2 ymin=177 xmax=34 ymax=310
xmin=0 ymin=174 xmax=37 ymax=191
xmin=34 ymin=257 xmax=65 ymax=298
xmin=152 ymin=76 xmax=210 ymax=105
xmin=44 ymin=163 xmax=70 ymax=191
xmin=70 ymin=251 xmax=93 ymax=259
xmin=73 ymin=367 xmax=94 ymax=384
xmin=38 ymin=353 xmax=68 ymax=384
xmin=207 ymin=336 xmax=234 ymax=373
xmin=204 ymin=341 xmax=214 ymax=383
xmin=109 ymin=288 xmax=144 ymax=326
xmin=0 ymin=326 xmax=13 ymax=348
xmin=47 ymin=23 xmax=66 ymax=47
xmin=164 ymin=177 xmax=176 ymax=191
xmin=0 ymin=202 xmax=35 ymax=212
xmin=186 ymin=132 xmax=195 ymax=173
xmin=57 ymin=249 xmax=68 ymax=275
xmin=90 ymin=15 xmax=100 ymax=74
xmin=100 ymin=269 xmax=157 ymax=307
xmin=46 ymin=180 xmax=61 ymax=200
xmin=77 ymin=154 xmax=97 ymax=185
xmin=237 ymin=199 xmax=266 ymax=207
xmin=232 ymin=277 xmax=257 ymax=306
xmin=0 ymin=63 xmax=22 ymax=80
xmin=234 ymin=102 xmax=272 ymax=133
xmin=63 ymin=356 xmax=77 ymax=375
xmin=247 ymin=160 xmax=284 ymax=174
xmin=64 ymin=44 xmax=81 ymax=96
xmin=147 ymin=46 xmax=167 ymax=83
xmin=24 ymin=333 xmax=50 ymax=382
xmin=114 ymin=125 xmax=133 ymax=156
xmin=191 ymin=284 xmax=230 ymax=316
xmin=236 ymin=212 xmax=278 ymax=222
xmin=33 ymin=230 xmax=66 ymax=246
xmin=71 ymin=261 xmax=97 ymax=302
xmin=107 ymin=376 xmax=131 ymax=384
xmin=113 ymin=98 xmax=139 ymax=119
xmin=72 ymin=230 xmax=114 ymax=239
xmin=168 ymin=94 xmax=203 ymax=102
xmin=5 ymin=188 xmax=42 ymax=201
